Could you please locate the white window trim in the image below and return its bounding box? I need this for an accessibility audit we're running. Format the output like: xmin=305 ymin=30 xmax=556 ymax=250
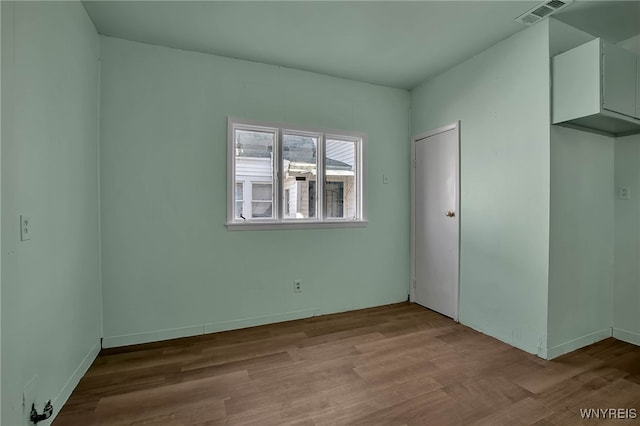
xmin=227 ymin=117 xmax=367 ymax=231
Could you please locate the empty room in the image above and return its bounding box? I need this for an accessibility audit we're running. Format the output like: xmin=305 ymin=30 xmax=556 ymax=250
xmin=2 ymin=0 xmax=640 ymax=424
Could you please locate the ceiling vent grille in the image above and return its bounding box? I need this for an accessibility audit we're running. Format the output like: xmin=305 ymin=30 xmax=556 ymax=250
xmin=516 ymin=0 xmax=573 ymax=25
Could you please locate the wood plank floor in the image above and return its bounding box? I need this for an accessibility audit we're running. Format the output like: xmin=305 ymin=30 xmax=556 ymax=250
xmin=54 ymin=303 xmax=640 ymax=425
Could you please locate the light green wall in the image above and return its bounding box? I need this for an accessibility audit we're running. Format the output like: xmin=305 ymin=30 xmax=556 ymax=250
xmin=410 ymin=22 xmax=551 ymax=355
xmin=99 ymin=36 xmax=410 ymax=347
xmin=0 ymin=1 xmax=4 ymax=421
xmin=547 ymin=126 xmax=614 ymax=358
xmin=614 ymin=134 xmax=640 ymax=345
xmin=1 ymin=2 xmax=101 ymax=425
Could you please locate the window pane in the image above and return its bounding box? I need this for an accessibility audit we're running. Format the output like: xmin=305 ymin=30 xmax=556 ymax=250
xmin=251 ymin=201 xmax=273 ymax=218
xmin=235 ymin=183 xmax=243 ymax=200
xmin=251 ymin=183 xmax=273 ymax=218
xmin=309 ymin=181 xmax=316 ymax=218
xmin=325 ymin=139 xmax=357 ymax=219
xmin=236 ymin=129 xmax=274 ymax=159
xmin=325 ymin=182 xmax=344 ymax=218
xmin=235 ymin=129 xmax=274 ymax=220
xmin=234 ymin=183 xmax=244 ymax=218
xmin=252 ymin=183 xmax=272 ymax=201
xmin=284 ymin=189 xmax=290 ymax=215
xmin=283 ymin=134 xmax=318 ymax=219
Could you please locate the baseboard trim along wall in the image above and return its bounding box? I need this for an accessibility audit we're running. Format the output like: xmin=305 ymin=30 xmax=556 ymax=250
xmin=49 ymin=341 xmax=101 ymax=424
xmin=544 ymin=328 xmax=613 ymax=360
xmin=459 ymin=319 xmax=543 ymax=357
xmin=102 ymin=308 xmax=321 ymax=348
xmin=102 ymin=324 xmax=205 ymax=349
xmin=202 ymin=308 xmax=321 ymax=334
xmin=613 ymin=328 xmax=640 ymax=346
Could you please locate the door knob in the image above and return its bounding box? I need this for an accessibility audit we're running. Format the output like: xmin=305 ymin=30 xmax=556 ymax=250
xmin=446 ymin=210 xmax=455 ymax=217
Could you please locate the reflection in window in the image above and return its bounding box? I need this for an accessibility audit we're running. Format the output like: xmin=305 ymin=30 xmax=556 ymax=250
xmin=234 ymin=129 xmax=274 ymax=220
xmin=325 ymin=139 xmax=356 ymax=219
xmin=251 ymin=183 xmax=273 ymax=218
xmin=235 ymin=183 xmax=244 ymax=218
xmin=283 ymin=134 xmax=318 ymax=219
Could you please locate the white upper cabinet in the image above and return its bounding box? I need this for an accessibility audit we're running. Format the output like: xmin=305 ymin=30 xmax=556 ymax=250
xmin=552 ymin=38 xmax=640 ymax=136
xmin=553 ymin=39 xmax=601 ymax=124
xmin=602 ymin=41 xmax=637 ymax=118
xmin=637 ymin=57 xmax=640 ymax=119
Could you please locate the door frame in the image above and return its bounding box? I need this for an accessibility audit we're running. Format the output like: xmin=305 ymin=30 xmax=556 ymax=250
xmin=410 ymin=121 xmax=461 ymax=321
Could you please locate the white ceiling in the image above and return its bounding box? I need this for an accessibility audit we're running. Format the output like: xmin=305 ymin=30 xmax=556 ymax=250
xmin=82 ymin=1 xmax=640 ymax=90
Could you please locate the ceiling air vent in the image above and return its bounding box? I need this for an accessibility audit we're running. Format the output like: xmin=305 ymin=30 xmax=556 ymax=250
xmin=516 ymin=0 xmax=573 ymax=26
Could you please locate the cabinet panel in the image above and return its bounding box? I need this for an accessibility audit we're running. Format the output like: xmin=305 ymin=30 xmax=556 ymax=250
xmin=602 ymin=42 xmax=637 ymax=118
xmin=551 ymin=37 xmax=640 ymax=135
xmin=552 ymin=39 xmax=601 ymax=123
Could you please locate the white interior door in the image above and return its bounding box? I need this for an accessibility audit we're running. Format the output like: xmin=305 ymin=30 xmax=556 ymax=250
xmin=412 ymin=123 xmax=459 ymax=320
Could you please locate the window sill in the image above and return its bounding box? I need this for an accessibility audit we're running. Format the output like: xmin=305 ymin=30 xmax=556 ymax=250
xmin=226 ymin=220 xmax=368 ymax=231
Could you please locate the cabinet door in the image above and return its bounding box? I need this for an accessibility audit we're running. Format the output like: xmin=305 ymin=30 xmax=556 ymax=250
xmin=637 ymin=57 xmax=640 ymax=119
xmin=552 ymin=39 xmax=601 ymax=123
xmin=602 ymin=42 xmax=637 ymax=118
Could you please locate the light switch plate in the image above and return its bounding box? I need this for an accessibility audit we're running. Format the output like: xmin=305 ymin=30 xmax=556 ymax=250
xmin=20 ymin=215 xmax=31 ymax=241
xmin=383 ymin=174 xmax=389 ymax=184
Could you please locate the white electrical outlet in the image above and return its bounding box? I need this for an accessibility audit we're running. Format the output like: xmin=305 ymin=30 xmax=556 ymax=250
xmin=294 ymin=280 xmax=302 ymax=293
xmin=20 ymin=215 xmax=31 ymax=241
xmin=618 ymin=186 xmax=631 ymax=200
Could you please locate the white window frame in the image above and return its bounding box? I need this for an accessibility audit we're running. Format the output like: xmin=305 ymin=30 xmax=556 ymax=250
xmin=227 ymin=117 xmax=367 ymax=231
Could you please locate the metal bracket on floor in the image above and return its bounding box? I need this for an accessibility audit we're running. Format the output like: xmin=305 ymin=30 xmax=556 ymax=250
xmin=30 ymin=400 xmax=53 ymax=424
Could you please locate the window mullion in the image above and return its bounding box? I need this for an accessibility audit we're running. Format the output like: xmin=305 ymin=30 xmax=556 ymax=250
xmin=317 ymin=134 xmax=325 ymax=221
xmin=356 ymin=138 xmax=361 ymax=220
xmin=275 ymin=129 xmax=282 ymax=221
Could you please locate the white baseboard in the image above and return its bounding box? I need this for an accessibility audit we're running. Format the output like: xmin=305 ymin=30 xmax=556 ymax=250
xmin=102 ymin=324 xmax=205 ymax=348
xmin=544 ymin=328 xmax=612 ymax=360
xmin=458 ymin=319 xmax=542 ymax=357
xmin=536 ymin=345 xmax=549 ymax=359
xmin=102 ymin=308 xmax=321 ymax=349
xmin=44 ymin=340 xmax=100 ymax=425
xmin=613 ymin=328 xmax=640 ymax=346
xmin=203 ymin=308 xmax=320 ymax=334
